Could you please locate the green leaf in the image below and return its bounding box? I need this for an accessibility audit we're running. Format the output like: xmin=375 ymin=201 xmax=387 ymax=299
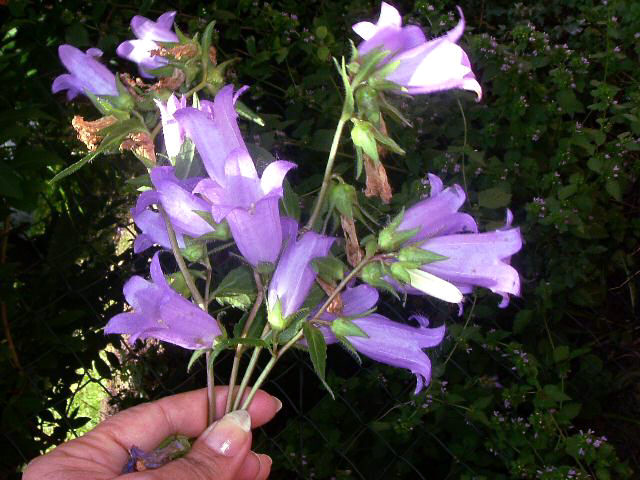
xmin=277 ymin=311 xmax=308 ymax=344
xmin=553 ymin=345 xmax=570 ymax=363
xmin=605 ymin=179 xmax=622 ymax=201
xmin=557 ymin=184 xmax=577 ymax=200
xmin=557 ymin=402 xmax=582 ymax=422
xmin=543 ymin=384 xmax=571 ymax=402
xmin=212 ymin=266 xmax=257 ymax=310
xmin=50 ymin=150 xmax=101 ymax=183
xmin=187 ymin=348 xmax=208 ymax=372
xmin=303 ymin=323 xmax=334 ymax=398
xmin=312 ymin=256 xmax=345 ymax=282
xmin=478 ymin=187 xmax=512 ymax=209
xmin=226 ymin=338 xmax=269 ymax=348
xmin=0 ymin=162 xmax=23 ymax=198
xmin=329 ymin=183 xmax=357 ymax=219
xmin=331 ymin=317 xmax=368 ymax=338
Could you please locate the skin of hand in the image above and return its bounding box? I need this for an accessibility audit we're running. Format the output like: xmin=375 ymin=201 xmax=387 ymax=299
xmin=23 ymin=387 xmax=281 ymax=480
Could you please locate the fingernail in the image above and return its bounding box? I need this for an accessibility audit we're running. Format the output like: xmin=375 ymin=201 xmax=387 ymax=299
xmin=273 ymin=396 xmax=283 ymax=413
xmin=202 ymin=410 xmax=251 ymax=457
xmin=259 ymin=454 xmax=272 ymax=467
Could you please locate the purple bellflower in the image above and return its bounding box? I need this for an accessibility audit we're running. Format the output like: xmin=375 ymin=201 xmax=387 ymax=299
xmin=353 ymin=2 xmax=482 ymax=99
xmin=117 ymin=12 xmax=179 ymax=78
xmin=176 ymin=86 xmax=296 ymax=267
xmin=105 ymin=252 xmax=221 ymax=349
xmin=131 ymin=167 xmax=214 ymax=253
xmin=317 ymin=285 xmax=445 ymax=393
xmin=52 ymin=45 xmax=118 ymax=100
xmin=268 ymin=218 xmax=335 ymax=324
xmin=399 ymin=174 xmax=522 ymax=307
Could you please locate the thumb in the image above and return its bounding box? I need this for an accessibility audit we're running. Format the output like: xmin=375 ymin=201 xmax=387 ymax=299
xmin=133 ymin=410 xmax=253 ymax=480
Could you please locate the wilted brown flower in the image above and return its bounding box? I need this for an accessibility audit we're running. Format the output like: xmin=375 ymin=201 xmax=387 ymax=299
xmin=71 ymin=115 xmax=117 ymax=151
xmin=316 ymin=277 xmax=344 ymax=314
xmin=364 ymin=155 xmax=392 ymax=204
xmin=120 ymin=132 xmax=156 ymax=165
xmin=341 ymin=215 xmax=364 ymax=267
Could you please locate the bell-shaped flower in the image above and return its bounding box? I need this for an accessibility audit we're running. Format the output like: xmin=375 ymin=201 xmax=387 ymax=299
xmin=105 ymin=252 xmax=221 ymax=349
xmin=52 ymin=45 xmax=118 ymax=100
xmin=353 ymin=3 xmax=481 ymax=99
xmin=318 ymin=285 xmax=445 ymax=393
xmin=174 ymin=85 xmax=250 ymax=186
xmin=176 ymin=86 xmax=296 ymax=266
xmin=399 ymin=174 xmax=522 ymax=307
xmin=155 ymin=94 xmax=187 ymax=158
xmin=268 ymin=218 xmax=335 ymax=324
xmin=131 ymin=167 xmax=215 ymax=253
xmin=117 ymin=11 xmax=179 ymax=78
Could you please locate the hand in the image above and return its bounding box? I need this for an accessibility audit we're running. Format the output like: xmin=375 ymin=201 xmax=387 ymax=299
xmin=24 ymin=387 xmax=281 ymax=480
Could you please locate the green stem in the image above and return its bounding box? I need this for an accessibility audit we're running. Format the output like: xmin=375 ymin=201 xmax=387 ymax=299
xmin=158 ymin=206 xmax=205 ymax=308
xmin=205 ymin=351 xmax=215 ymax=425
xmin=305 ymin=117 xmax=347 ymax=231
xmin=241 ymin=254 xmax=374 ymax=409
xmin=225 ymin=270 xmax=264 ymax=414
xmin=232 ymin=325 xmax=269 ymax=411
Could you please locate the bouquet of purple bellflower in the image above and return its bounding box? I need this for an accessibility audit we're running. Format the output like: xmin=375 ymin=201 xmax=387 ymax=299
xmin=51 ymin=2 xmax=521 ymax=472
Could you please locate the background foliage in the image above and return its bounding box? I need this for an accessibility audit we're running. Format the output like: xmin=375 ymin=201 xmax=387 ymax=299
xmin=1 ymin=0 xmax=638 ymax=478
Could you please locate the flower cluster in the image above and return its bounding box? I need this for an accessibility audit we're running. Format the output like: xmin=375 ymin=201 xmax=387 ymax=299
xmin=53 ymin=3 xmax=521 ymax=401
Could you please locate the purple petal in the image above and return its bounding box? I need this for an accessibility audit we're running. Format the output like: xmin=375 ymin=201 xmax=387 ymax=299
xmin=358 ymin=25 xmax=425 ymax=57
xmin=260 ymin=160 xmax=296 ymax=195
xmin=212 ymin=85 xmax=247 ymax=156
xmin=131 ymin=13 xmax=178 ymax=42
xmin=174 ymin=108 xmax=228 ymax=185
xmin=340 ymin=285 xmax=379 ymax=316
xmin=268 ymin=230 xmax=335 ymax=317
xmin=56 ymin=45 xmax=117 ymax=97
xmin=51 ymin=74 xmax=82 ymax=100
xmin=422 ymin=228 xmax=522 ymax=301
xmin=226 ymin=196 xmax=283 ymax=267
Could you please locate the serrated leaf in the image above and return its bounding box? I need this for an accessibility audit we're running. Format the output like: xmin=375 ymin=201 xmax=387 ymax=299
xmin=303 ymin=323 xmax=334 ymax=398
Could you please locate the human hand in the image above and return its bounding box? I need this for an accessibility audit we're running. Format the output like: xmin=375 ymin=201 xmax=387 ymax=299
xmin=23 ymin=387 xmax=281 ymax=480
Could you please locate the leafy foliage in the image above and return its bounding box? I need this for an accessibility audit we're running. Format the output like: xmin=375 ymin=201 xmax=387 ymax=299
xmin=1 ymin=0 xmax=638 ymax=478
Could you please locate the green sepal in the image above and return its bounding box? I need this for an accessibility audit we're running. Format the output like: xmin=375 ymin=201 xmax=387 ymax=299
xmin=378 ymin=227 xmax=418 ymax=251
xmin=168 ymin=271 xmax=192 ymax=298
xmin=280 ymin=179 xmax=301 ymax=221
xmin=200 ymin=20 xmax=217 ymax=67
xmin=337 ymin=335 xmax=362 ymax=365
xmin=174 ymin=138 xmax=205 ymax=178
xmin=256 ymin=261 xmax=275 ymax=276
xmin=333 ymin=56 xmax=354 ymax=120
xmin=355 ymin=85 xmax=381 ymax=125
xmin=112 ymin=75 xmax=135 ymax=111
xmin=85 ymin=92 xmax=131 ymax=120
xmin=275 ymin=309 xmax=309 ymax=344
xmin=267 ymin=298 xmax=286 ymax=330
xmin=180 ymin=243 xmax=206 ymax=263
xmin=173 ymin=24 xmax=191 ymax=44
xmin=329 ymin=182 xmax=357 ymax=219
xmin=303 ymin=322 xmax=334 ymax=399
xmin=370 ymin=124 xmax=405 ymax=155
xmin=355 ymin=145 xmax=364 ymax=179
xmin=348 ymin=39 xmax=359 ymax=64
xmin=312 ymin=255 xmax=346 ymax=283
xmin=187 ymin=348 xmax=207 ymax=372
xmin=352 ymin=49 xmax=390 ymax=87
xmin=235 ymin=100 xmax=265 ymax=126
xmin=331 ymin=317 xmax=368 ymax=338
xmin=351 ymin=120 xmax=378 ymax=162
xmin=359 ymin=261 xmax=399 ymax=299
xmin=397 ymin=246 xmax=448 ymax=265
xmin=378 ymin=94 xmax=413 ymax=127
xmin=145 ymin=65 xmax=176 ymax=77
xmin=390 ymin=262 xmax=411 ymax=284
xmin=125 ymin=174 xmax=152 ymax=188
xmin=363 ymin=235 xmax=378 ymax=257
xmin=369 ymin=59 xmax=400 ymax=87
